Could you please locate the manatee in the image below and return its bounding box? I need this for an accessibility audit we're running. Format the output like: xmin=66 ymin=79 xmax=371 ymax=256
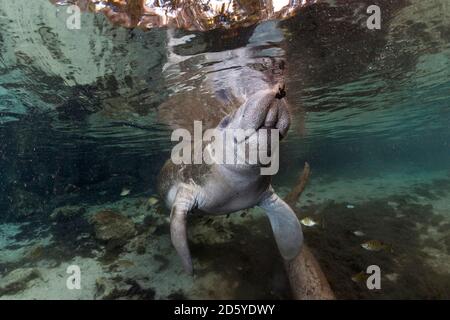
xmin=158 ymin=83 xmax=303 ymax=274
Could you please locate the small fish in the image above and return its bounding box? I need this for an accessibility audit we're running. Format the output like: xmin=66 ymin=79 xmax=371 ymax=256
xmin=361 ymin=240 xmax=392 ymax=252
xmin=346 ymin=204 xmax=355 ymax=209
xmin=300 ymin=217 xmax=318 ymax=227
xmin=115 ymin=259 xmax=135 ymax=269
xmin=353 ymin=230 xmax=365 ymax=237
xmin=120 ymin=188 xmax=131 ymax=196
xmin=147 ymin=196 xmax=159 ymax=206
xmin=387 ymin=201 xmax=399 ymax=207
xmin=351 ymin=271 xmax=369 ymax=283
xmin=385 ymin=273 xmax=399 ymax=282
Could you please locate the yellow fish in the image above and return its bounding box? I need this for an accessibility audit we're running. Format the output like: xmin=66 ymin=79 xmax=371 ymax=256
xmin=300 ymin=217 xmax=318 ymax=227
xmin=361 ymin=240 xmax=392 ymax=252
xmin=147 ymin=196 xmax=159 ymax=206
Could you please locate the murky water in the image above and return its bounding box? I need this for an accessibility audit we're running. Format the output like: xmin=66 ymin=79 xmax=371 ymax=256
xmin=0 ymin=0 xmax=449 ymax=299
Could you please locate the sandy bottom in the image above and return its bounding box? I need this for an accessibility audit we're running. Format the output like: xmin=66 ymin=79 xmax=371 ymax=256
xmin=1 ymin=168 xmax=450 ymax=299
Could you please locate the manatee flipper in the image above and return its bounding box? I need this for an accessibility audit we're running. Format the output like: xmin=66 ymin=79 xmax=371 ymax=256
xmin=259 ymin=192 xmax=303 ymax=260
xmin=170 ymin=185 xmax=197 ymax=275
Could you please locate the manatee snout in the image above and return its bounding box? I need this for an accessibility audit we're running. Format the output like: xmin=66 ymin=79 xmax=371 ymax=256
xmin=229 ymin=84 xmax=291 ymax=139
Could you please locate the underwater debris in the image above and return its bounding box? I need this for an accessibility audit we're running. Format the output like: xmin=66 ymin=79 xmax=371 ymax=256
xmin=361 ymin=240 xmax=393 ymax=252
xmin=0 ymin=268 xmax=41 ymax=296
xmin=300 ymin=217 xmax=319 ymax=227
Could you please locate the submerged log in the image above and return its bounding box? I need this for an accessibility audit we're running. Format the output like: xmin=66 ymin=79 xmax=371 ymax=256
xmin=284 ymin=162 xmax=335 ymax=300
xmin=284 ymin=162 xmax=311 ymax=206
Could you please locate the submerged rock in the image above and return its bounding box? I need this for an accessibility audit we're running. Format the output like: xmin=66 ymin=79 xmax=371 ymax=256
xmin=90 ymin=210 xmax=136 ymax=244
xmin=95 ymin=277 xmax=126 ymax=300
xmin=95 ymin=277 xmax=155 ymax=300
xmin=125 ymin=233 xmax=148 ymax=255
xmin=8 ymin=189 xmax=45 ymax=220
xmin=50 ymin=205 xmax=86 ymax=221
xmin=0 ymin=268 xmax=41 ymax=296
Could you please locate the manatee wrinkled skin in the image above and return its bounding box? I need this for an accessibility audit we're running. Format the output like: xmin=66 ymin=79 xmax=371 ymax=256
xmin=158 ymin=84 xmax=303 ymax=274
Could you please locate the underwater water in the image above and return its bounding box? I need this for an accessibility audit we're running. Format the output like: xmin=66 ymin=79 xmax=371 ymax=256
xmin=0 ymin=0 xmax=449 ymax=299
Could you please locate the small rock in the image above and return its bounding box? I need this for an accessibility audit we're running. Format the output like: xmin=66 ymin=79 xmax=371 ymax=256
xmin=0 ymin=268 xmax=41 ymax=296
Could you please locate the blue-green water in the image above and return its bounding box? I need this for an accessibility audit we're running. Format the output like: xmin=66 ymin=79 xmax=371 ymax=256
xmin=0 ymin=0 xmax=449 ymax=299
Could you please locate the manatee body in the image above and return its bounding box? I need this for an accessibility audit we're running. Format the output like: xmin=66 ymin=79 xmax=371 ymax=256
xmin=158 ymin=85 xmax=303 ymax=274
